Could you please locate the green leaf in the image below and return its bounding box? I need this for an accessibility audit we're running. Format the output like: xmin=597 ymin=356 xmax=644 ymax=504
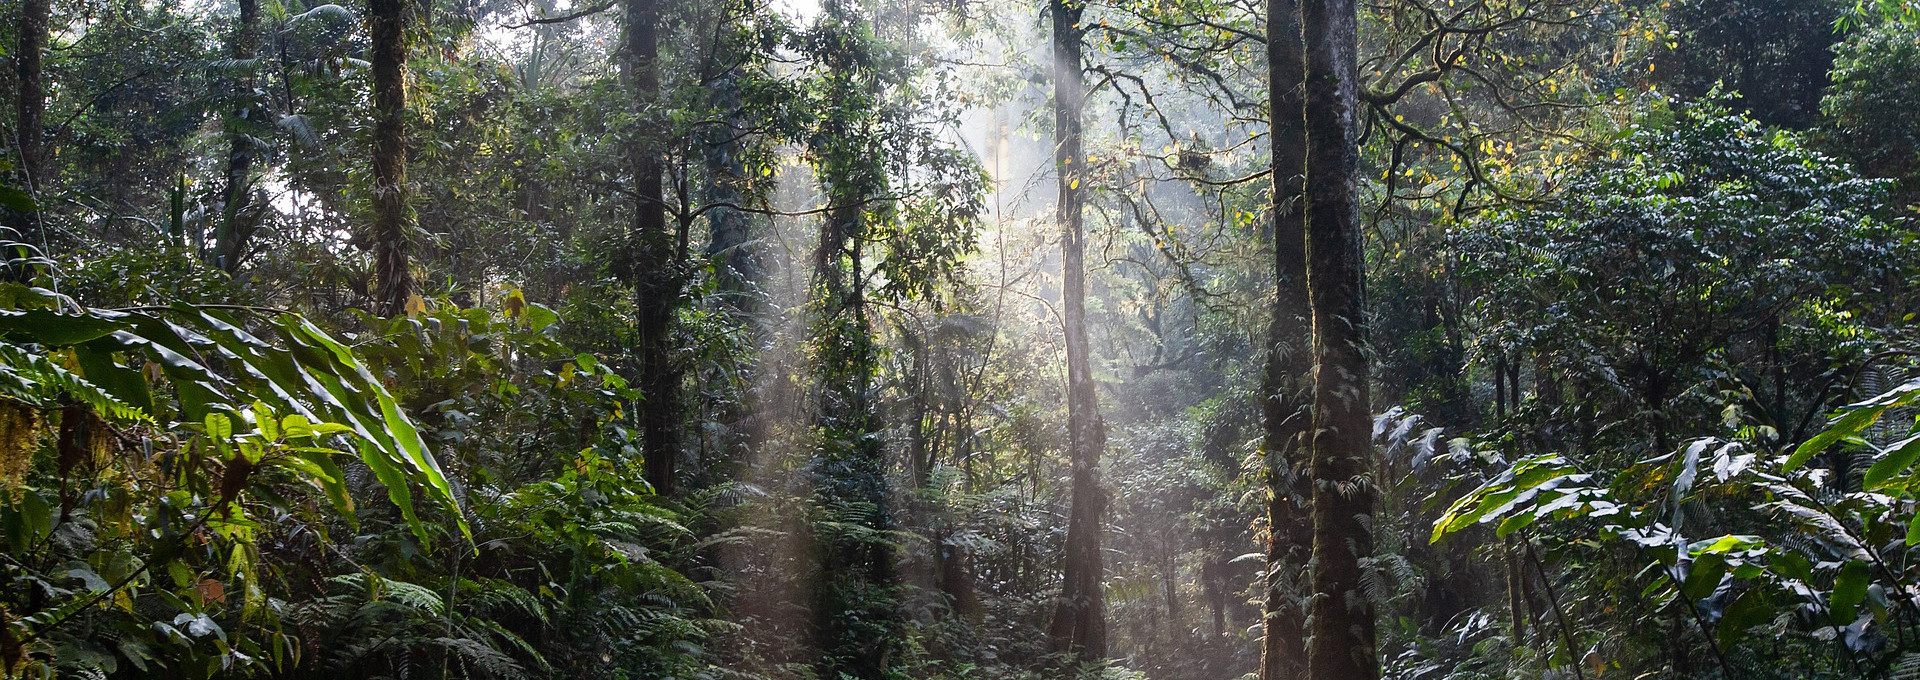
xmin=1865 ymin=434 xmax=1920 ymax=489
xmin=2 ymin=491 xmax=53 ymax=549
xmin=1690 ymin=534 xmax=1766 ymax=555
xmin=1431 ymin=455 xmax=1593 ymax=543
xmin=0 ymin=184 xmax=34 ymax=213
xmin=1717 ymin=588 xmax=1774 ymax=647
xmin=74 ymin=340 xmax=154 ymax=415
xmin=255 ymin=402 xmax=279 ymax=440
xmin=1682 ymin=552 xmax=1726 ymax=601
xmin=524 ymin=303 xmax=559 ymax=332
xmin=1832 ymin=560 xmax=1872 ymax=624
xmin=0 ymin=342 xmax=150 ymax=423
xmin=1789 ymin=378 xmax=1920 ymax=471
xmin=282 ymin=316 xmax=467 ymax=543
xmin=0 ymin=310 xmax=128 ymax=346
xmin=277 ymin=451 xmax=354 ymax=516
xmin=204 ymin=412 xmax=233 ymax=441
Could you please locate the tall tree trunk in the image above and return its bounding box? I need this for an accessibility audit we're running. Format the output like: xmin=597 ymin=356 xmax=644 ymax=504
xmin=215 ymin=0 xmax=260 ymax=272
xmin=809 ymin=7 xmax=897 ymax=675
xmin=624 ymin=0 xmax=683 ymax=496
xmin=9 ymin=0 xmax=50 ymax=250
xmin=369 ymin=0 xmax=413 ymax=315
xmin=700 ymin=61 xmax=762 ymax=486
xmin=704 ymin=68 xmax=759 ymax=313
xmin=1047 ymin=0 xmax=1108 ymax=664
xmin=1259 ymin=0 xmax=1311 ymax=674
xmin=1301 ymin=0 xmax=1376 ymax=674
xmin=814 ymin=177 xmax=896 ymax=680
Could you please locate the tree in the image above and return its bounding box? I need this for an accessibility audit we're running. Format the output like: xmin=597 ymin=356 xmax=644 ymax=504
xmin=1463 ymin=100 xmax=1903 ymax=458
xmin=1259 ymin=0 xmax=1312 ymax=674
xmin=703 ymin=65 xmax=760 ymax=312
xmin=214 ymin=0 xmax=263 ymax=272
xmin=369 ymin=0 xmax=413 ymax=314
xmin=9 ymin=0 xmax=50 ymax=250
xmin=1048 ymin=0 xmax=1110 ymax=664
xmin=1655 ymin=0 xmax=1843 ymax=129
xmin=622 ymin=0 xmax=686 ymax=496
xmin=1821 ymin=18 xmax=1920 ymax=209
xmin=806 ymin=2 xmax=904 ymax=675
xmin=1301 ymin=0 xmax=1378 ymax=676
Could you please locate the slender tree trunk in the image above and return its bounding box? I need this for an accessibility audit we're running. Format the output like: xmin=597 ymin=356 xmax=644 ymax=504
xmin=814 ymin=185 xmax=896 ymax=680
xmin=704 ymin=68 xmax=759 ymax=313
xmin=1203 ymin=557 xmax=1228 ymax=636
xmin=1301 ymin=0 xmax=1377 ymax=674
xmin=700 ymin=62 xmax=764 ymax=488
xmin=1259 ymin=0 xmax=1311 ymax=674
xmin=1162 ymin=547 xmax=1182 ymax=644
xmin=1505 ymin=534 xmax=1529 ymax=643
xmin=1047 ymin=0 xmax=1108 ymax=663
xmin=369 ymin=0 xmax=412 ymax=315
xmin=215 ymin=0 xmax=261 ymax=272
xmin=624 ymin=0 xmax=683 ymax=496
xmin=938 ymin=527 xmax=984 ymax=626
xmin=808 ymin=8 xmax=897 ymax=674
xmin=9 ymin=0 xmax=50 ymax=250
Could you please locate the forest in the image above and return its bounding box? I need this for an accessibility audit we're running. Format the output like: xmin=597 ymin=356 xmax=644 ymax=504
xmin=0 ymin=0 xmax=1917 ymax=675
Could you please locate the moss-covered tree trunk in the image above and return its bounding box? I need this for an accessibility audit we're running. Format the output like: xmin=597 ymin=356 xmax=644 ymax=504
xmin=1301 ymin=0 xmax=1377 ymax=673
xmin=10 ymin=0 xmax=50 ymax=250
xmin=1259 ymin=0 xmax=1312 ymax=674
xmin=623 ymin=0 xmax=684 ymax=496
xmin=369 ymin=0 xmax=412 ymax=315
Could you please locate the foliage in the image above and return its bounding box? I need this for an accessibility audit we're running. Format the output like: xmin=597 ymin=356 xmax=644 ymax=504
xmin=0 ymin=285 xmax=464 ymax=676
xmin=7 ymin=0 xmax=1920 ymax=676
xmin=1821 ymin=18 xmax=1920 ymax=210
xmin=1460 ymin=98 xmax=1905 ymax=458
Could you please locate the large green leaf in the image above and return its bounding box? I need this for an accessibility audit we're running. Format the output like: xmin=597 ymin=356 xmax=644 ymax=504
xmin=1787 ymin=377 xmax=1920 ymax=472
xmin=1831 ymin=560 xmax=1872 ymax=624
xmin=0 ymin=184 xmax=34 ymax=213
xmin=1431 ymin=455 xmax=1609 ymax=543
xmin=0 ymin=342 xmax=150 ymax=423
xmin=0 ymin=303 xmax=469 ymax=546
xmin=0 ymin=310 xmax=128 ymax=346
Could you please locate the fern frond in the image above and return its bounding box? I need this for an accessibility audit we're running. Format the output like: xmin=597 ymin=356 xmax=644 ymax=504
xmin=0 ymin=342 xmax=149 ymax=423
xmin=434 ymin=636 xmax=528 ymax=679
xmin=1891 ymin=652 xmax=1920 ymax=680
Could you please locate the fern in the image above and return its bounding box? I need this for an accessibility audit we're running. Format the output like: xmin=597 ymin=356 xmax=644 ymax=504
xmin=1892 ymin=652 xmax=1920 ymax=680
xmin=464 ymin=616 xmax=550 ymax=674
xmin=434 ymin=636 xmax=529 ymax=680
xmin=0 ymin=341 xmax=150 ymax=423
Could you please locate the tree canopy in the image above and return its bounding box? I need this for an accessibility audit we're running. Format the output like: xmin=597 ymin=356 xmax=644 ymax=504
xmin=0 ymin=0 xmax=1917 ymax=678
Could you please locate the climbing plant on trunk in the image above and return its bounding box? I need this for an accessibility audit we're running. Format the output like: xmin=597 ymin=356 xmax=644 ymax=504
xmin=1301 ymin=0 xmax=1378 ymax=676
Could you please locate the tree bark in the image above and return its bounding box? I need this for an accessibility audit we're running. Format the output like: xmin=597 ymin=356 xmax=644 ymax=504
xmin=1047 ymin=0 xmax=1108 ymax=664
xmin=699 ymin=60 xmax=763 ymax=487
xmin=624 ymin=0 xmax=683 ymax=496
xmin=369 ymin=0 xmax=413 ymax=315
xmin=1301 ymin=0 xmax=1378 ymax=674
xmin=704 ymin=68 xmax=759 ymax=314
xmin=1259 ymin=0 xmax=1311 ymax=675
xmin=215 ymin=0 xmax=261 ymax=272
xmin=9 ymin=0 xmax=51 ymax=250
